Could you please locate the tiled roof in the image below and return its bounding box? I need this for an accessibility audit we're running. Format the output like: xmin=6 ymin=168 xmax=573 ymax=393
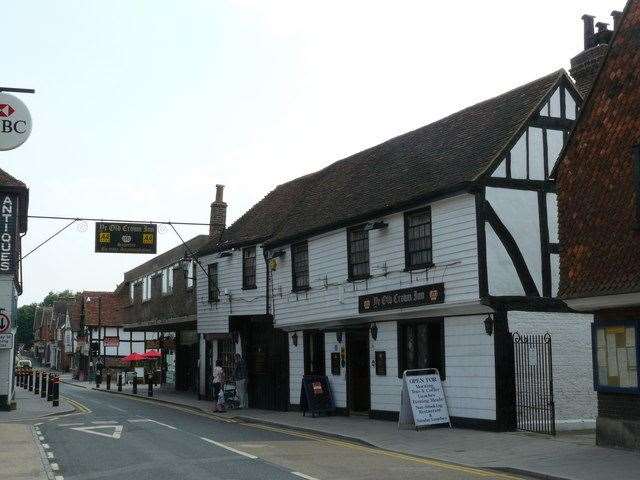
xmin=199 ymin=70 xmax=565 ymax=253
xmin=69 ymin=291 xmax=124 ymax=327
xmin=0 ymin=168 xmax=26 ymax=188
xmin=124 ymin=235 xmax=209 ymax=282
xmin=557 ymin=0 xmax=640 ymax=299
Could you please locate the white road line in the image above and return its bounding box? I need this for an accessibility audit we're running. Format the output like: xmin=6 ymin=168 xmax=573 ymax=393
xmin=147 ymin=420 xmax=177 ymax=430
xmin=291 ymin=473 xmax=319 ymax=480
xmin=126 ymin=418 xmax=177 ymax=430
xmin=108 ymin=405 xmax=127 ymax=412
xmin=92 ymin=420 xmax=118 ymax=424
xmin=58 ymin=423 xmax=84 ymax=427
xmin=200 ymin=437 xmax=258 ymax=459
xmin=51 ymin=463 xmax=59 ymax=471
xmin=127 ymin=419 xmax=148 ymax=423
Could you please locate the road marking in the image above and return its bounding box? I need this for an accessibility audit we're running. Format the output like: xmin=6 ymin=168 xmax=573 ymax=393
xmin=51 ymin=463 xmax=59 ymax=471
xmin=238 ymin=422 xmax=523 ymax=480
xmin=292 ymin=473 xmax=319 ymax=480
xmin=70 ymin=425 xmax=123 ymax=439
xmin=127 ymin=418 xmax=177 ymax=429
xmin=200 ymin=437 xmax=258 ymax=459
xmin=61 ymin=396 xmax=91 ymax=414
xmin=58 ymin=422 xmax=85 ymax=427
xmin=147 ymin=419 xmax=177 ymax=430
xmin=108 ymin=405 xmax=127 ymax=412
xmin=92 ymin=420 xmax=119 ymax=424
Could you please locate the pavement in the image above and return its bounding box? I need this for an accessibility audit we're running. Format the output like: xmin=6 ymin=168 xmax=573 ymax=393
xmin=0 ymin=385 xmax=75 ymax=422
xmin=57 ymin=374 xmax=640 ymax=480
xmin=40 ymin=385 xmax=536 ymax=480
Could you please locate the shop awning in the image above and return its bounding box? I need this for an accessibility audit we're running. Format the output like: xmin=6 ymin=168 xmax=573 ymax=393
xmin=123 ymin=315 xmax=196 ymax=332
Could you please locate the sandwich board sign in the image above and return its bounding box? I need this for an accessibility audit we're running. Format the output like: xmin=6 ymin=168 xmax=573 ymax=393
xmin=398 ymin=368 xmax=451 ymax=430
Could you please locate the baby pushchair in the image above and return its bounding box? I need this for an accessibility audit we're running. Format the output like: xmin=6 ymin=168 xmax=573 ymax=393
xmin=223 ymin=383 xmax=241 ymax=410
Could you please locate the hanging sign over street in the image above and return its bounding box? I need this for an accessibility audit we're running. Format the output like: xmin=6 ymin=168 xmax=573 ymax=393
xmin=95 ymin=222 xmax=157 ymax=254
xmin=0 ymin=309 xmax=11 ymax=334
xmin=0 ymin=93 xmax=32 ymax=151
xmin=398 ymin=368 xmax=451 ymax=430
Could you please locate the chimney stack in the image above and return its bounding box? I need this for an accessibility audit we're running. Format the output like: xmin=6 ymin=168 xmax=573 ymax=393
xmin=570 ymin=14 xmax=614 ymax=98
xmin=209 ymin=184 xmax=227 ymax=241
xmin=612 ymin=10 xmax=623 ymax=31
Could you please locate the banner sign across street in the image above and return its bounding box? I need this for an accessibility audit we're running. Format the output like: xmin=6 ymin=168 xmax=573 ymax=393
xmin=95 ymin=222 xmax=157 ymax=254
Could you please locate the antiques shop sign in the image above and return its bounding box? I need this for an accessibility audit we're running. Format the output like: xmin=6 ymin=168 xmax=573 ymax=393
xmin=95 ymin=222 xmax=157 ymax=254
xmin=0 ymin=194 xmax=17 ymax=274
xmin=358 ymin=283 xmax=445 ymax=314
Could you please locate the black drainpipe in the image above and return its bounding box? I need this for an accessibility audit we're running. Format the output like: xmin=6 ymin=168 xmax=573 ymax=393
xmin=263 ymin=247 xmax=271 ymax=316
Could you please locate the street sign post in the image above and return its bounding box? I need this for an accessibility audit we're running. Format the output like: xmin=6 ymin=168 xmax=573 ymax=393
xmin=95 ymin=222 xmax=157 ymax=254
xmin=0 ymin=310 xmax=11 ymax=334
xmin=0 ymin=92 xmax=32 ymax=151
xmin=0 ymin=333 xmax=13 ymax=349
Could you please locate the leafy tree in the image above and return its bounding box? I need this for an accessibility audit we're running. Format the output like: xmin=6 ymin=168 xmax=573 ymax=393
xmin=16 ymin=303 xmax=37 ymax=346
xmin=42 ymin=290 xmax=75 ymax=306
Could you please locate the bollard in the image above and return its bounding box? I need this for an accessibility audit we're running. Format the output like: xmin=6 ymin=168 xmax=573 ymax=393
xmin=147 ymin=374 xmax=153 ymax=397
xmin=117 ymin=373 xmax=122 ymax=392
xmin=28 ymin=371 xmax=33 ymax=391
xmin=106 ymin=373 xmax=111 ymax=391
xmin=52 ymin=376 xmax=60 ymax=407
xmin=41 ymin=373 xmax=47 ymax=398
xmin=34 ymin=370 xmax=40 ymax=394
xmin=21 ymin=370 xmax=25 ymax=388
xmin=47 ymin=375 xmax=53 ymax=402
xmin=132 ymin=375 xmax=138 ymax=395
xmin=18 ymin=370 xmax=22 ymax=388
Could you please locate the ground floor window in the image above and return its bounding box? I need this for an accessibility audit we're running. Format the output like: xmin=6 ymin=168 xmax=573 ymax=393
xmin=397 ymin=318 xmax=445 ymax=379
xmin=304 ymin=331 xmax=325 ymax=376
xmin=217 ymin=338 xmax=236 ymax=382
xmin=593 ymin=321 xmax=639 ymax=391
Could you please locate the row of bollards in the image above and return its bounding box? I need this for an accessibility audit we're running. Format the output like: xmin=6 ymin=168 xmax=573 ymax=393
xmin=16 ymin=369 xmax=59 ymax=407
xmin=94 ymin=371 xmax=151 ymax=397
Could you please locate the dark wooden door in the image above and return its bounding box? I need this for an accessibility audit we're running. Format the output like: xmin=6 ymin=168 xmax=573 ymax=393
xmin=347 ymin=329 xmax=370 ymax=413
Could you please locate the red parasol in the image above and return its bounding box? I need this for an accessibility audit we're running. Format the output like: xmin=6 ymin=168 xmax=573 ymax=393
xmin=143 ymin=350 xmax=161 ymax=359
xmin=122 ymin=352 xmax=146 ymax=362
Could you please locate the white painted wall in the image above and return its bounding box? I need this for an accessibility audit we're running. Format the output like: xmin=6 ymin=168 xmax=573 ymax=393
xmin=368 ymin=315 xmax=496 ymax=420
xmin=271 ymin=194 xmax=479 ymax=329
xmin=289 ymin=331 xmax=304 ymax=405
xmin=326 ymin=331 xmax=347 ymax=408
xmin=197 ymin=245 xmax=267 ymax=334
xmin=507 ymin=311 xmax=596 ymax=430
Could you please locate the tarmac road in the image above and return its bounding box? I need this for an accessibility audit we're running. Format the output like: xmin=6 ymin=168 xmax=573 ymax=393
xmin=34 ymin=385 xmax=534 ymax=480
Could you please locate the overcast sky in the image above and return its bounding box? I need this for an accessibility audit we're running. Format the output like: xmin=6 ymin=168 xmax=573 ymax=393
xmin=3 ymin=0 xmax=624 ymax=305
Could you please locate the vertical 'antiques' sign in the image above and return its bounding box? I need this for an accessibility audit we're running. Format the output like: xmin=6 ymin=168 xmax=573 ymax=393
xmin=359 ymin=283 xmax=444 ymax=314
xmin=398 ymin=368 xmax=451 ymax=429
xmin=95 ymin=222 xmax=157 ymax=254
xmin=0 ymin=194 xmax=17 ymax=274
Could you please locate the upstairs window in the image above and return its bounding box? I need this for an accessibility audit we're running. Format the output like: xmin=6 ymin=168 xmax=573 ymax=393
xmin=208 ymin=263 xmax=219 ymax=302
xmin=291 ymin=241 xmax=309 ymax=291
xmin=347 ymin=226 xmax=370 ymax=280
xmin=242 ymin=246 xmax=257 ymax=289
xmin=404 ymin=207 xmax=433 ymax=270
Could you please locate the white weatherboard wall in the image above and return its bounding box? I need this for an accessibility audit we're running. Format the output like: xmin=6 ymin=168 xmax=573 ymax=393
xmin=271 ymin=194 xmax=479 ymax=329
xmin=485 ymin=187 xmax=541 ymax=296
xmin=197 ymin=245 xmax=268 ymax=334
xmin=508 ymin=311 xmax=596 ymax=430
xmin=369 ymin=316 xmax=496 ymax=420
xmin=326 ymin=332 xmax=347 ymax=408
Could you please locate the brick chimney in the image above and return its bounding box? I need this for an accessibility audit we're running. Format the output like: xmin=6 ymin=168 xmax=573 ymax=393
xmin=209 ymin=184 xmax=227 ymax=241
xmin=569 ymin=13 xmax=616 ymax=98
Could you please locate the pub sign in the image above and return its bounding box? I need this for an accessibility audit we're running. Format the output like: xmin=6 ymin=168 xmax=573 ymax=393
xmin=358 ymin=283 xmax=445 ymax=314
xmin=95 ymin=222 xmax=157 ymax=254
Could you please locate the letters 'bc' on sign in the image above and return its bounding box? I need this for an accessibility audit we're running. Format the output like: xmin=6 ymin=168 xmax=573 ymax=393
xmin=95 ymin=222 xmax=157 ymax=254
xmin=398 ymin=368 xmax=451 ymax=430
xmin=0 ymin=93 xmax=32 ymax=151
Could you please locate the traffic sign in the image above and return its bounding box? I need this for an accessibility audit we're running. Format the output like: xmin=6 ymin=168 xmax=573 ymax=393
xmin=0 ymin=93 xmax=32 ymax=151
xmin=0 ymin=333 xmax=13 ymax=349
xmin=0 ymin=309 xmax=11 ymax=334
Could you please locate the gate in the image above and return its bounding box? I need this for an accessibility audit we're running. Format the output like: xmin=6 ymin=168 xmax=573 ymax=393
xmin=513 ymin=332 xmax=556 ymax=435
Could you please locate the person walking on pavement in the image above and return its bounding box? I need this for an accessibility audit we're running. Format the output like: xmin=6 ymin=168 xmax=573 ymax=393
xmin=212 ymin=360 xmax=225 ymax=412
xmin=233 ymin=353 xmax=248 ymax=409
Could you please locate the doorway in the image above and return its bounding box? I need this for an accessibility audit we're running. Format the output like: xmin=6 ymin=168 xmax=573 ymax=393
xmin=347 ymin=328 xmax=370 ymax=414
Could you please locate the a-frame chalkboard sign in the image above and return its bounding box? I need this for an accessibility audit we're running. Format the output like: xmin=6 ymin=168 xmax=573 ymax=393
xmin=300 ymin=375 xmax=335 ymax=417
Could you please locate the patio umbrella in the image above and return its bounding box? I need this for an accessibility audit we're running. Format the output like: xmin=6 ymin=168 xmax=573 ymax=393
xmin=122 ymin=352 xmax=146 ymax=362
xmin=143 ymin=350 xmax=161 ymax=360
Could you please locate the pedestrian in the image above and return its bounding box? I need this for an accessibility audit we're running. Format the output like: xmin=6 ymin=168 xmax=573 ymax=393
xmin=212 ymin=360 xmax=225 ymax=412
xmin=233 ymin=353 xmax=248 ymax=409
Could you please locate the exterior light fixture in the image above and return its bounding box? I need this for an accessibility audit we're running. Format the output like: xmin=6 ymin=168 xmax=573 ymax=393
xmin=292 ymin=332 xmax=298 ymax=347
xmin=336 ymin=331 xmax=343 ymax=343
xmin=370 ymin=323 xmax=378 ymax=341
xmin=484 ymin=316 xmax=494 ymax=336
xmin=364 ymin=220 xmax=388 ymax=231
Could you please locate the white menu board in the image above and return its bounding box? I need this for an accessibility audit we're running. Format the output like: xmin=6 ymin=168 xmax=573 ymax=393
xmin=398 ymin=368 xmax=451 ymax=429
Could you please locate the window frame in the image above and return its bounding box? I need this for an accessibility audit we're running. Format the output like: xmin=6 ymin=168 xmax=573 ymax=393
xmin=591 ymin=319 xmax=640 ymax=394
xmin=303 ymin=330 xmax=326 ymax=376
xmin=403 ymin=207 xmax=434 ymax=271
xmin=347 ymin=225 xmax=371 ymax=281
xmin=397 ymin=317 xmax=445 ymax=380
xmin=208 ymin=263 xmax=219 ymax=303
xmin=291 ymin=241 xmax=310 ymax=292
xmin=242 ymin=246 xmax=257 ymax=290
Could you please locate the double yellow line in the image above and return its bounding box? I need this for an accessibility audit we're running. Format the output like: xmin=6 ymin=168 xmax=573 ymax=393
xmin=237 ymin=421 xmax=525 ymax=480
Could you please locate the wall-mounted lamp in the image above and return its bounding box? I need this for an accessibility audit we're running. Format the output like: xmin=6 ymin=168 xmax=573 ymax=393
xmin=218 ymin=251 xmax=233 ymax=258
xmin=364 ymin=220 xmax=388 ymax=231
xmin=370 ymin=323 xmax=378 ymax=341
xmin=336 ymin=331 xmax=343 ymax=343
xmin=484 ymin=315 xmax=494 ymax=336
xmin=291 ymin=332 xmax=298 ymax=347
